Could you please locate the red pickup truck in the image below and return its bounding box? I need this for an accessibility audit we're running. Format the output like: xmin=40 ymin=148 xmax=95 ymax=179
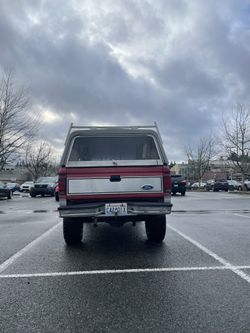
xmin=58 ymin=124 xmax=172 ymax=245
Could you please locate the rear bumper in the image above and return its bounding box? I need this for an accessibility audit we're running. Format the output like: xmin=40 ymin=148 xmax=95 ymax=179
xmin=171 ymin=185 xmax=186 ymax=193
xmin=31 ymin=188 xmax=54 ymax=195
xmin=58 ymin=202 xmax=172 ymax=218
xmin=0 ymin=191 xmax=10 ymax=198
xmin=21 ymin=187 xmax=31 ymax=192
xmin=214 ymin=186 xmax=228 ymax=191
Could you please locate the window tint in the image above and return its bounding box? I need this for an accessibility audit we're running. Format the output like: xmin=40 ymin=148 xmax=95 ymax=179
xmin=69 ymin=136 xmax=159 ymax=161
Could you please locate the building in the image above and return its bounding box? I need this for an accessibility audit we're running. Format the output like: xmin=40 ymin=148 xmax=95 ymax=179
xmin=171 ymin=159 xmax=243 ymax=181
xmin=0 ymin=166 xmax=28 ymax=183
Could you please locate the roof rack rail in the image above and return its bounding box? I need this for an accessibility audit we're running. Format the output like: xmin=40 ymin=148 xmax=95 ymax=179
xmin=64 ymin=122 xmax=163 ymax=144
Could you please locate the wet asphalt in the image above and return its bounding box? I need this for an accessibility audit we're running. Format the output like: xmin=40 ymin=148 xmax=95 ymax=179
xmin=0 ymin=191 xmax=250 ymax=333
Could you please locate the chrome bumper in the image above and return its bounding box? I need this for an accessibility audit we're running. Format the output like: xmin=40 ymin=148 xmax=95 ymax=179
xmin=58 ymin=202 xmax=172 ymax=218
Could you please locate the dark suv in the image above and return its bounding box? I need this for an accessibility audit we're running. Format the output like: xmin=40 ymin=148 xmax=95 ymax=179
xmin=213 ymin=179 xmax=229 ymax=192
xmin=30 ymin=177 xmax=58 ymax=197
xmin=171 ymin=174 xmax=187 ymax=196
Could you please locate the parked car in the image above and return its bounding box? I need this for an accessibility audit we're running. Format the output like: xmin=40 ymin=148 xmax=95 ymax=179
xmin=5 ymin=182 xmax=20 ymax=193
xmin=30 ymin=177 xmax=58 ymax=197
xmin=227 ymin=180 xmax=242 ymax=191
xmin=205 ymin=179 xmax=215 ymax=191
xmin=171 ymin=174 xmax=187 ymax=196
xmin=191 ymin=181 xmax=206 ymax=190
xmin=0 ymin=181 xmax=12 ymax=199
xmin=244 ymin=179 xmax=250 ymax=191
xmin=58 ymin=124 xmax=172 ymax=245
xmin=213 ymin=179 xmax=229 ymax=192
xmin=20 ymin=181 xmax=34 ymax=192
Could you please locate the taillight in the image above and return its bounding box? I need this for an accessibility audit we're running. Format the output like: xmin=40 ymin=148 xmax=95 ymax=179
xmin=163 ymin=166 xmax=171 ymax=192
xmin=180 ymin=180 xmax=187 ymax=185
xmin=58 ymin=168 xmax=67 ymax=195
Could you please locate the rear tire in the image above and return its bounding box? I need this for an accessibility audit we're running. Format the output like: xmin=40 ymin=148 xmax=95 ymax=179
xmin=7 ymin=191 xmax=12 ymax=199
xmin=145 ymin=215 xmax=166 ymax=243
xmin=30 ymin=191 xmax=36 ymax=197
xmin=181 ymin=190 xmax=186 ymax=196
xmin=63 ymin=218 xmax=83 ymax=245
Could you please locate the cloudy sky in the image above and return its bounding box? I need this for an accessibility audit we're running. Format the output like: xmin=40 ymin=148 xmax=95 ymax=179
xmin=1 ymin=0 xmax=250 ymax=162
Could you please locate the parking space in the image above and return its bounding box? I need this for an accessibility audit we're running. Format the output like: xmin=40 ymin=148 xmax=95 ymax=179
xmin=170 ymin=212 xmax=250 ymax=266
xmin=1 ymin=269 xmax=249 ymax=333
xmin=1 ymin=223 xmax=221 ymax=276
xmin=0 ymin=192 xmax=250 ymax=332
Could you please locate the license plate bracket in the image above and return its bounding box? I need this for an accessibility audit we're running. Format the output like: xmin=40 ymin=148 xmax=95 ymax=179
xmin=105 ymin=203 xmax=127 ymax=216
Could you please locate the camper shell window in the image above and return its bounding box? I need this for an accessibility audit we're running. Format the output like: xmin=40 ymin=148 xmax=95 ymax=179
xmin=67 ymin=135 xmax=161 ymax=165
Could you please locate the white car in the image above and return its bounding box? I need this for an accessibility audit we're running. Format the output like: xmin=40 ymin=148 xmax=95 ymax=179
xmin=20 ymin=181 xmax=34 ymax=192
xmin=227 ymin=180 xmax=242 ymax=191
xmin=191 ymin=181 xmax=207 ymax=190
xmin=244 ymin=180 xmax=250 ymax=191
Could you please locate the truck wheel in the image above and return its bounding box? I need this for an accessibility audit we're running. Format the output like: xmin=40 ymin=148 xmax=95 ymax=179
xmin=181 ymin=191 xmax=186 ymax=196
xmin=63 ymin=218 xmax=83 ymax=245
xmin=30 ymin=191 xmax=36 ymax=197
xmin=145 ymin=215 xmax=166 ymax=243
xmin=7 ymin=191 xmax=12 ymax=199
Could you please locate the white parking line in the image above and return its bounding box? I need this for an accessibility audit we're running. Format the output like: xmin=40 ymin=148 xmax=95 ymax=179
xmin=0 ymin=223 xmax=61 ymax=274
xmin=1 ymin=265 xmax=250 ymax=279
xmin=1 ymin=222 xmax=249 ymax=282
xmin=169 ymin=225 xmax=250 ymax=284
xmin=233 ymin=213 xmax=250 ymax=219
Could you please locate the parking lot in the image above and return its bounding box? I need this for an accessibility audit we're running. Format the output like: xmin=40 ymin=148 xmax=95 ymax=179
xmin=0 ymin=191 xmax=250 ymax=333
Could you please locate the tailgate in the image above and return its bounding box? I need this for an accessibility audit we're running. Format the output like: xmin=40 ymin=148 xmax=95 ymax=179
xmin=65 ymin=166 xmax=164 ymax=197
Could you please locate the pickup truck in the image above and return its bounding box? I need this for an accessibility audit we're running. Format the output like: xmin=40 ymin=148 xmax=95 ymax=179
xmin=58 ymin=124 xmax=172 ymax=245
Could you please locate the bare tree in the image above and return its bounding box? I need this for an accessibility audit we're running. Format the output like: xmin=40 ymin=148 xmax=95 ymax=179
xmin=0 ymin=69 xmax=39 ymax=169
xmin=186 ymin=136 xmax=217 ymax=184
xmin=223 ymin=103 xmax=250 ymax=182
xmin=25 ymin=142 xmax=55 ymax=180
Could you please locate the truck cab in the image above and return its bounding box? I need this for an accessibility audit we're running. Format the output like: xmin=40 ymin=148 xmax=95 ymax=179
xmin=58 ymin=124 xmax=172 ymax=245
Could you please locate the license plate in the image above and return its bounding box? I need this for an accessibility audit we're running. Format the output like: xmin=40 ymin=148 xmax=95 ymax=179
xmin=174 ymin=184 xmax=178 ymax=187
xmin=105 ymin=203 xmax=127 ymax=216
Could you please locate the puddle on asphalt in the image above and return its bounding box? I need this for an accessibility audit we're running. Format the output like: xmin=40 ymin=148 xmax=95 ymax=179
xmin=173 ymin=209 xmax=250 ymax=214
xmin=33 ymin=210 xmax=49 ymax=213
xmin=0 ymin=210 xmax=58 ymax=214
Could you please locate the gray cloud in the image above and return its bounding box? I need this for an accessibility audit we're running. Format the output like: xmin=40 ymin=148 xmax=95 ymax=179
xmin=1 ymin=0 xmax=250 ymax=161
